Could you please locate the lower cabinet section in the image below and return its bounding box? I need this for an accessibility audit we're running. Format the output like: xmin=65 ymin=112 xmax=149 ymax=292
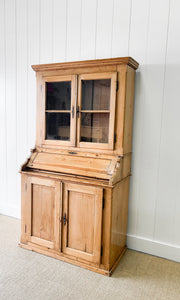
xmin=20 ymin=173 xmax=129 ymax=276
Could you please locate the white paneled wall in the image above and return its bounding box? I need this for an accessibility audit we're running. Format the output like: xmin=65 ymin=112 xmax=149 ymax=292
xmin=0 ymin=0 xmax=180 ymax=262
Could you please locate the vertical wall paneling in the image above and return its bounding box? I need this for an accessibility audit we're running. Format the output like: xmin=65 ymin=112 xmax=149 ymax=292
xmin=135 ymin=0 xmax=170 ymax=239
xmin=5 ymin=0 xmax=18 ymax=216
xmin=16 ymin=0 xmax=28 ymax=217
xmin=95 ymin=0 xmax=114 ymax=59
xmin=1 ymin=0 xmax=180 ymax=262
xmin=40 ymin=0 xmax=53 ymax=63
xmin=127 ymin=0 xmax=151 ymax=236
xmin=0 ymin=0 xmax=6 ymax=213
xmin=66 ymin=0 xmax=82 ymax=61
xmin=80 ymin=0 xmax=97 ymax=60
xmin=27 ymin=0 xmax=40 ymax=152
xmin=53 ymin=0 xmax=67 ymax=62
xmin=154 ymin=0 xmax=180 ymax=245
xmin=111 ymin=0 xmax=131 ymax=57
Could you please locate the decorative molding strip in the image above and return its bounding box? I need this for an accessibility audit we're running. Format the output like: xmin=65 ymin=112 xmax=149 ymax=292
xmin=32 ymin=57 xmax=139 ymax=72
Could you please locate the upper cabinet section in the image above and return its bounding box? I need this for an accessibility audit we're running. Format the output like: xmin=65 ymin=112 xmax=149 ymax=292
xmin=33 ymin=57 xmax=138 ymax=154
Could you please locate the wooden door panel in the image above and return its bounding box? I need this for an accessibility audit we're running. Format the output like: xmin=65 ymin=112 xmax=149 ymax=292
xmin=26 ymin=176 xmax=61 ymax=251
xmin=62 ymin=183 xmax=103 ymax=264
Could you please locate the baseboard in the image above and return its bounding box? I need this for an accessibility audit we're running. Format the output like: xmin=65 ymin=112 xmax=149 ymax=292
xmin=127 ymin=234 xmax=180 ymax=263
xmin=0 ymin=205 xmax=20 ymax=219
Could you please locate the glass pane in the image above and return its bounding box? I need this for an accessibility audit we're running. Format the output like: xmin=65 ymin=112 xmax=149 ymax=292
xmin=46 ymin=113 xmax=70 ymax=141
xmin=46 ymin=81 xmax=71 ymax=110
xmin=81 ymin=79 xmax=110 ymax=110
xmin=80 ymin=113 xmax=109 ymax=143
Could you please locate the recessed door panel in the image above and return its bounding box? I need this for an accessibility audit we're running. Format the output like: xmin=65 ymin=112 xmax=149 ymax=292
xmin=68 ymin=190 xmax=95 ymax=254
xmin=31 ymin=184 xmax=55 ymax=242
xmin=62 ymin=183 xmax=103 ymax=264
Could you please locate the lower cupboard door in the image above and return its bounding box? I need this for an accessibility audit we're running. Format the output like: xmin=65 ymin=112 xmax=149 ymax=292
xmin=25 ymin=176 xmax=61 ymax=251
xmin=62 ymin=183 xmax=103 ymax=264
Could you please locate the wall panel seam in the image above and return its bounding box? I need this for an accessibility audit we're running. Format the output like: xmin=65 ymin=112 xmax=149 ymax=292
xmin=39 ymin=0 xmax=41 ymax=63
xmin=65 ymin=0 xmax=68 ymax=61
xmin=15 ymin=0 xmax=18 ymax=211
xmin=128 ymin=0 xmax=132 ymax=56
xmin=79 ymin=0 xmax=83 ymax=58
xmin=52 ymin=0 xmax=54 ymax=62
xmin=3 ymin=0 xmax=7 ymax=207
xmin=110 ymin=0 xmax=115 ymax=58
xmin=94 ymin=0 xmax=98 ymax=58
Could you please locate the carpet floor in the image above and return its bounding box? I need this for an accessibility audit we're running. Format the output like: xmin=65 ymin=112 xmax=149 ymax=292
xmin=0 ymin=215 xmax=180 ymax=300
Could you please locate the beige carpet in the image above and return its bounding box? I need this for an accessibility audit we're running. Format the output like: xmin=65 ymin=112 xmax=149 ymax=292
xmin=0 ymin=215 xmax=180 ymax=300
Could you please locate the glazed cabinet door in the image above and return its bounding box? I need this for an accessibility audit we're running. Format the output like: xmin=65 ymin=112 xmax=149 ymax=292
xmin=41 ymin=75 xmax=77 ymax=147
xmin=62 ymin=183 xmax=103 ymax=264
xmin=77 ymin=72 xmax=117 ymax=150
xmin=21 ymin=175 xmax=61 ymax=251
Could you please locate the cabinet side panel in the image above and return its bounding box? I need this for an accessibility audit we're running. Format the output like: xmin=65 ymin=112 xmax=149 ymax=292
xmin=114 ymin=64 xmax=127 ymax=155
xmin=20 ymin=174 xmax=28 ymax=244
xmin=110 ymin=177 xmax=130 ymax=267
xmin=123 ymin=67 xmax=136 ymax=154
xmin=101 ymin=188 xmax=112 ymax=269
xmin=122 ymin=153 xmax=132 ymax=179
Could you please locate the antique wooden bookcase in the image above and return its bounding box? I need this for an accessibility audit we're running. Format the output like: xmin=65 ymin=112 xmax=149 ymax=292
xmin=20 ymin=57 xmax=139 ymax=276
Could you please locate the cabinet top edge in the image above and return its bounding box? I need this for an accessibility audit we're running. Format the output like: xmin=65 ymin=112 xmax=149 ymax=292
xmin=32 ymin=57 xmax=139 ymax=72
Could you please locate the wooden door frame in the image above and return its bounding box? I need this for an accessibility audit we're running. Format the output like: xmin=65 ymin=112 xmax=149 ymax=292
xmin=62 ymin=182 xmax=103 ymax=264
xmin=76 ymin=72 xmax=117 ymax=150
xmin=41 ymin=75 xmax=77 ymax=147
xmin=26 ymin=176 xmax=62 ymax=251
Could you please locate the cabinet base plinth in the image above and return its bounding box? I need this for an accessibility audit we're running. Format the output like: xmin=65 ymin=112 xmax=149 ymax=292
xmin=19 ymin=242 xmax=127 ymax=276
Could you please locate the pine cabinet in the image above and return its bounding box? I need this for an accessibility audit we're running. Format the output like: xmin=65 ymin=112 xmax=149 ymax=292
xmin=20 ymin=57 xmax=139 ymax=276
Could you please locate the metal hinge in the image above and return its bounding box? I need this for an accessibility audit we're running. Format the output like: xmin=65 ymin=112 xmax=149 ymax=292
xmin=25 ymin=183 xmax=27 ymax=192
xmin=40 ymin=84 xmax=42 ymax=92
xmin=114 ymin=133 xmax=117 ymax=143
xmin=25 ymin=224 xmax=27 ymax=233
xmin=116 ymin=80 xmax=119 ymax=91
xmin=101 ymin=246 xmax=103 ymax=256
